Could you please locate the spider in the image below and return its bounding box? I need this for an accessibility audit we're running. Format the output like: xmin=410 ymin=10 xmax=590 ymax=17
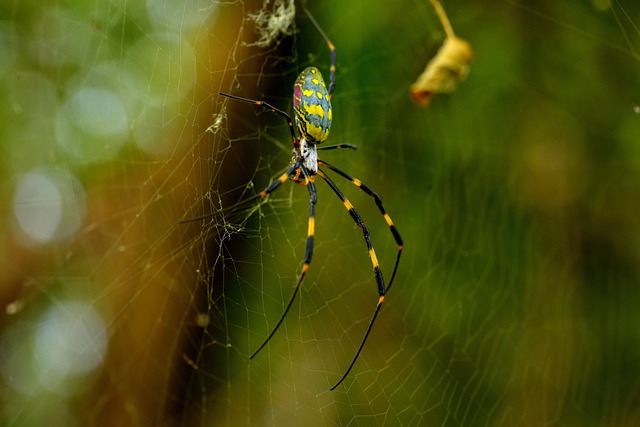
xmin=217 ymin=10 xmax=403 ymax=390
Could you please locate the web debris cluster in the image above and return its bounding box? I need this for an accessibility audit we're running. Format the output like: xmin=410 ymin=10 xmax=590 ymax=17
xmin=246 ymin=0 xmax=296 ymax=47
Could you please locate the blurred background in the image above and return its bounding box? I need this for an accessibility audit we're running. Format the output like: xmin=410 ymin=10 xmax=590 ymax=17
xmin=1 ymin=0 xmax=640 ymax=425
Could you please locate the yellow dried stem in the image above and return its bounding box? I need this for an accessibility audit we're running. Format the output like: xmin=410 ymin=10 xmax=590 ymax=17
xmin=428 ymin=0 xmax=456 ymax=38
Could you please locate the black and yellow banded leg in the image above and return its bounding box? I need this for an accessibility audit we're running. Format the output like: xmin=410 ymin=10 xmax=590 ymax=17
xmin=317 ymin=143 xmax=357 ymax=151
xmin=319 ymin=160 xmax=404 ymax=291
xmin=304 ymin=9 xmax=336 ymax=98
xmin=182 ymin=160 xmax=301 ymax=224
xmin=256 ymin=161 xmax=300 ymax=199
xmin=218 ymin=92 xmax=298 ymax=143
xmin=250 ymin=172 xmax=318 ymax=359
xmin=316 ymin=168 xmax=386 ymax=390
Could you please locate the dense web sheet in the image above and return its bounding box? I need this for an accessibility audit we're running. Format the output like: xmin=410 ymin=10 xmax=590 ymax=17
xmin=2 ymin=0 xmax=640 ymax=426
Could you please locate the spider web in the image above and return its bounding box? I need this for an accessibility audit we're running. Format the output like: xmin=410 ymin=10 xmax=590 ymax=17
xmin=2 ymin=0 xmax=640 ymax=426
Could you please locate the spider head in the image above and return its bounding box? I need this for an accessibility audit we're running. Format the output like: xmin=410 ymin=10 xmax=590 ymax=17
xmin=293 ymin=67 xmax=332 ymax=144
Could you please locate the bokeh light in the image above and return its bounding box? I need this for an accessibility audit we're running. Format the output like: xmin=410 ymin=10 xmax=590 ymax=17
xmin=11 ymin=169 xmax=86 ymax=246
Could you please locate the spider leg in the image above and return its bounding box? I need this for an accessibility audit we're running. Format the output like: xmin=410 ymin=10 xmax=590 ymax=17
xmin=254 ymin=161 xmax=301 ymax=200
xmin=180 ymin=160 xmax=300 ymax=223
xmin=319 ymin=160 xmax=403 ymax=291
xmin=304 ymin=9 xmax=336 ymax=98
xmin=316 ymin=169 xmax=386 ymax=390
xmin=250 ymin=167 xmax=318 ymax=359
xmin=317 ymin=143 xmax=357 ymax=151
xmin=219 ymin=92 xmax=297 ymax=143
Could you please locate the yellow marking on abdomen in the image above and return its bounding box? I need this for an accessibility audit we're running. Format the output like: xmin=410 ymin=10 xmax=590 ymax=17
xmin=352 ymin=178 xmax=362 ymax=187
xmin=304 ymin=104 xmax=325 ymax=117
xmin=343 ymin=200 xmax=354 ymax=210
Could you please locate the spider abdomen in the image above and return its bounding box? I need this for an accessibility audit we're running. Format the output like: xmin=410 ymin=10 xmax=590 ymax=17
xmin=293 ymin=67 xmax=332 ymax=144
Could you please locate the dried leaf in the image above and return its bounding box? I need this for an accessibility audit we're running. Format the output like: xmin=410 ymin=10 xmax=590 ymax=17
xmin=410 ymin=35 xmax=473 ymax=106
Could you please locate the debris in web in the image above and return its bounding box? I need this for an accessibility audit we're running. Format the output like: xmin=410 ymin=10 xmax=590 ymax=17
xmin=410 ymin=0 xmax=473 ymax=107
xmin=246 ymin=0 xmax=296 ymax=48
xmin=207 ymin=106 xmax=226 ymax=134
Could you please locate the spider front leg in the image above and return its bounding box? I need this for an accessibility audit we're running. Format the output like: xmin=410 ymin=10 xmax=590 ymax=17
xmin=304 ymin=9 xmax=336 ymax=98
xmin=218 ymin=92 xmax=297 ymax=143
xmin=180 ymin=159 xmax=302 ymax=223
xmin=317 ymin=143 xmax=357 ymax=151
xmin=250 ymin=168 xmax=318 ymax=359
